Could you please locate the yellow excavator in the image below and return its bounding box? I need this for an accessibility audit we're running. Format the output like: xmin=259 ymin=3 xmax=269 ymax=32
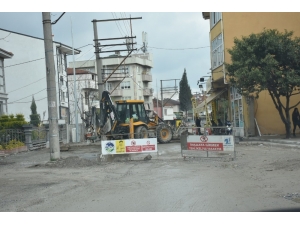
xmin=98 ymin=91 xmax=173 ymax=143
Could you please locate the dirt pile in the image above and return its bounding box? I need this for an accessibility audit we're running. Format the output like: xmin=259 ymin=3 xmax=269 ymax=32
xmin=44 ymin=156 xmax=100 ymax=168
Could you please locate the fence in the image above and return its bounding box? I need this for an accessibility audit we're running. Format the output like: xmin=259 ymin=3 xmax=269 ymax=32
xmin=181 ymin=126 xmax=237 ymax=160
xmin=0 ymin=129 xmax=25 ymax=146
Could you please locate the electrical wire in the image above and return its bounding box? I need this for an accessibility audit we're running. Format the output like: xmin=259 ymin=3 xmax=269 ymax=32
xmin=111 ymin=12 xmax=126 ymax=36
xmin=7 ymin=54 xmax=96 ymax=104
xmin=7 ymin=77 xmax=46 ymax=94
xmin=76 ymin=44 xmax=93 ymax=49
xmin=4 ymin=43 xmax=92 ymax=69
xmin=145 ymin=45 xmax=210 ymax=50
xmin=0 ymin=32 xmax=11 ymax=40
xmin=51 ymin=12 xmax=66 ymax=25
xmin=4 ymin=57 xmax=45 ymax=68
xmin=7 ymin=88 xmax=47 ymax=104
xmin=120 ymin=12 xmax=130 ymax=36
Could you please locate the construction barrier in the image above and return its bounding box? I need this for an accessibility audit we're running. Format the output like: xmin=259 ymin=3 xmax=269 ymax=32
xmin=101 ymin=138 xmax=157 ymax=155
xmin=180 ymin=127 xmax=236 ymax=160
xmin=100 ymin=131 xmax=158 ymax=156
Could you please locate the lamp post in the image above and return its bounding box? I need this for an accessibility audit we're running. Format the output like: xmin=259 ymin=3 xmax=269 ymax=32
xmin=198 ymin=76 xmax=212 ymax=134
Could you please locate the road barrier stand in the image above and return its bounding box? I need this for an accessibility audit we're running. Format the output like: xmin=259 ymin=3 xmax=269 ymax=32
xmin=100 ymin=131 xmax=158 ymax=159
xmin=180 ymin=126 xmax=236 ymax=160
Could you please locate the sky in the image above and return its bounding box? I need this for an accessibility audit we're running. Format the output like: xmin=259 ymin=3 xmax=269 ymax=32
xmin=0 ymin=11 xmax=210 ymax=96
xmin=0 ymin=1 xmax=294 ymax=120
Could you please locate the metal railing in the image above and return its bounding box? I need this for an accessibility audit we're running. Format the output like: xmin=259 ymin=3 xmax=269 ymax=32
xmin=0 ymin=129 xmax=25 ymax=146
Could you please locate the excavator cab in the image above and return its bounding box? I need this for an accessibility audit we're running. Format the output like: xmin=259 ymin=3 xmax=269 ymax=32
xmin=116 ymin=100 xmax=149 ymax=124
xmin=115 ymin=100 xmax=150 ymax=139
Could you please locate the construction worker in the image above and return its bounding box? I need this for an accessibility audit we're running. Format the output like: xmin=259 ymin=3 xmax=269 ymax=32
xmin=195 ymin=115 xmax=202 ymax=135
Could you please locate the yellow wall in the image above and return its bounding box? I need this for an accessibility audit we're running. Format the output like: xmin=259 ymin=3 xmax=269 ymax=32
xmin=220 ymin=12 xmax=300 ymax=134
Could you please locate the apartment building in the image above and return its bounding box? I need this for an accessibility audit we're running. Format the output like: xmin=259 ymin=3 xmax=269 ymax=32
xmin=201 ymin=12 xmax=300 ymax=136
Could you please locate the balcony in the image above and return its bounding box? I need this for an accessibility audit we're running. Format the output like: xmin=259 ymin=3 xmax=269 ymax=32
xmin=110 ymin=89 xmax=123 ymax=97
xmin=103 ymin=73 xmax=126 ymax=82
xmin=143 ymin=88 xmax=153 ymax=96
xmin=142 ymin=74 xmax=152 ymax=82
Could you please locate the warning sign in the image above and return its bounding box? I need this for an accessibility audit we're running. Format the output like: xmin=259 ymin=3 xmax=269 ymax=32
xmin=188 ymin=142 xmax=223 ymax=151
xmin=102 ymin=138 xmax=158 ymax=155
xmin=126 ymin=145 xmax=142 ymax=153
xmin=186 ymin=135 xmax=234 ymax=152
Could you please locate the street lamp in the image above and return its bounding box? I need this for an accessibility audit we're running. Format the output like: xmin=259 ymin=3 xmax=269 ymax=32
xmin=197 ymin=76 xmax=212 ymax=133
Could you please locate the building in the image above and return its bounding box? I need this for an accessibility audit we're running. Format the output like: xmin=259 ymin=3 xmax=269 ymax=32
xmin=67 ymin=68 xmax=98 ymax=125
xmin=0 ymin=28 xmax=80 ymax=123
xmin=69 ymin=52 xmax=154 ymax=109
xmin=0 ymin=48 xmax=13 ymax=115
xmin=201 ymin=12 xmax=300 ymax=136
xmin=153 ymin=98 xmax=180 ymax=119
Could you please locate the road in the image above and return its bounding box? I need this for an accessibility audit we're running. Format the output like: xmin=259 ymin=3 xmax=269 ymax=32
xmin=1 ymin=141 xmax=300 ymax=212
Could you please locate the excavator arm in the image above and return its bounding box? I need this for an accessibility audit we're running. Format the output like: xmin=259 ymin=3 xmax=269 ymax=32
xmin=99 ymin=91 xmax=120 ymax=135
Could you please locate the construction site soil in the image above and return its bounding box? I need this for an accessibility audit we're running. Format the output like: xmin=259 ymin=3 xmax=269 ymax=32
xmin=1 ymin=141 xmax=300 ymax=212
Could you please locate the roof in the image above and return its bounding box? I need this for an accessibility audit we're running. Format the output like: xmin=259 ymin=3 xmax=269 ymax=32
xmin=67 ymin=68 xmax=96 ymax=75
xmin=153 ymin=98 xmax=180 ymax=107
xmin=0 ymin=28 xmax=81 ymax=55
xmin=116 ymin=100 xmax=145 ymax=104
xmin=0 ymin=48 xmax=13 ymax=58
xmin=202 ymin=12 xmax=210 ymax=20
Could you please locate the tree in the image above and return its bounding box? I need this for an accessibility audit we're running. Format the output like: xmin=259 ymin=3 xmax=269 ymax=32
xmin=226 ymin=29 xmax=300 ymax=138
xmin=30 ymin=96 xmax=41 ymax=127
xmin=179 ymin=68 xmax=193 ymax=118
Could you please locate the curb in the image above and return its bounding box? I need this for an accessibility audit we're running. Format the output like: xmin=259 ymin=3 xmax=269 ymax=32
xmin=238 ymin=141 xmax=300 ymax=149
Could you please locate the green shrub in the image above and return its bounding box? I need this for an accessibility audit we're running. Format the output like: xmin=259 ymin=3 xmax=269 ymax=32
xmin=1 ymin=139 xmax=25 ymax=150
xmin=0 ymin=114 xmax=28 ymax=130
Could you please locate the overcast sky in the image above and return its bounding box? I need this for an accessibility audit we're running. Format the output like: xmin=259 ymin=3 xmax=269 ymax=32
xmin=0 ymin=10 xmax=211 ymax=98
xmin=0 ymin=1 xmax=292 ymax=117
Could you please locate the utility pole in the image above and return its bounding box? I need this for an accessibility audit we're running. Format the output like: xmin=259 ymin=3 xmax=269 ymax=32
xmin=160 ymin=80 xmax=163 ymax=119
xmin=42 ymin=12 xmax=60 ymax=160
xmin=92 ymin=17 xmax=142 ymax=104
xmin=92 ymin=20 xmax=103 ymax=107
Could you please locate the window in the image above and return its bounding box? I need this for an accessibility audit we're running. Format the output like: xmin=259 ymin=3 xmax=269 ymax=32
xmin=121 ymin=81 xmax=131 ymax=89
xmin=211 ymin=33 xmax=224 ymax=69
xmin=122 ymin=96 xmax=131 ymax=100
xmin=61 ymin=91 xmax=65 ymax=102
xmin=107 ymin=83 xmax=112 ymax=91
xmin=84 ymin=91 xmax=88 ymax=104
xmin=0 ymin=101 xmax=3 ymax=115
xmin=210 ymin=12 xmax=221 ymax=28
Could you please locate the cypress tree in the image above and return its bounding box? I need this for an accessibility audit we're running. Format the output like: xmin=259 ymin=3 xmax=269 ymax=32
xmin=179 ymin=68 xmax=192 ymax=118
xmin=30 ymin=96 xmax=41 ymax=127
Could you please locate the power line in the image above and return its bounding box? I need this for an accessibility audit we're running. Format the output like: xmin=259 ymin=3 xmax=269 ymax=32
xmin=77 ymin=44 xmax=93 ymax=49
xmin=0 ymin=32 xmax=11 ymax=40
xmin=51 ymin=12 xmax=66 ymax=25
xmin=111 ymin=12 xmax=126 ymax=36
xmin=120 ymin=12 xmax=130 ymax=35
xmin=7 ymin=88 xmax=47 ymax=104
xmin=4 ymin=57 xmax=45 ymax=68
xmin=7 ymin=77 xmax=46 ymax=94
xmin=145 ymin=45 xmax=210 ymax=50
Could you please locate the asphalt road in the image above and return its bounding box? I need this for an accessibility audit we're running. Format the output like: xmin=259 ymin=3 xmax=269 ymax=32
xmin=1 ymin=141 xmax=300 ymax=212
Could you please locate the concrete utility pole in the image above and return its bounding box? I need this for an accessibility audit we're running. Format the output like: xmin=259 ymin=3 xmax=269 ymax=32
xmin=42 ymin=12 xmax=60 ymax=160
xmin=92 ymin=20 xmax=103 ymax=105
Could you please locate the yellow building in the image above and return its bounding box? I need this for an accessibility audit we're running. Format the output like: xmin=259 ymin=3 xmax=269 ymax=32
xmin=201 ymin=12 xmax=300 ymax=136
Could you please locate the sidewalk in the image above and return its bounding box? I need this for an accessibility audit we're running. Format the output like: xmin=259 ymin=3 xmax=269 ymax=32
xmin=241 ymin=134 xmax=300 ymax=148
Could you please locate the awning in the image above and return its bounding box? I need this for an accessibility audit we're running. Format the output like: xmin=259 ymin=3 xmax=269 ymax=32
xmin=195 ymin=89 xmax=227 ymax=113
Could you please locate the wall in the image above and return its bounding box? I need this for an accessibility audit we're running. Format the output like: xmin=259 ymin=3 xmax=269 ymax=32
xmin=222 ymin=12 xmax=300 ymax=135
xmin=0 ymin=29 xmax=73 ymax=123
